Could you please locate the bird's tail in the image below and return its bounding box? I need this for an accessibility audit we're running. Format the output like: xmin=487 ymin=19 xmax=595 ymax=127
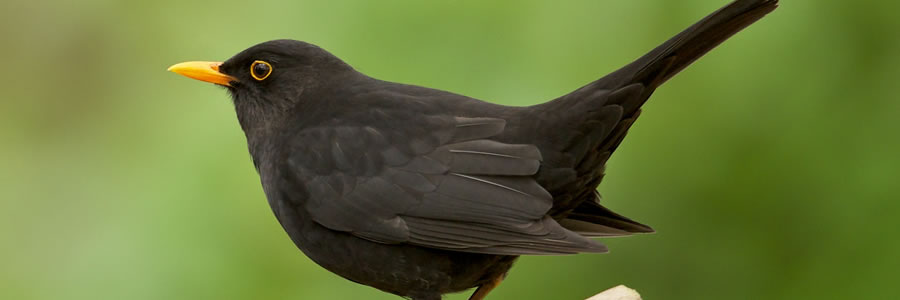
xmin=540 ymin=0 xmax=779 ymax=118
xmin=601 ymin=0 xmax=779 ymax=92
xmin=541 ymin=0 xmax=778 ymax=237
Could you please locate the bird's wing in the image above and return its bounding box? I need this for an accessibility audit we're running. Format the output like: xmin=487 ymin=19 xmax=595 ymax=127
xmin=283 ymin=114 xmax=607 ymax=255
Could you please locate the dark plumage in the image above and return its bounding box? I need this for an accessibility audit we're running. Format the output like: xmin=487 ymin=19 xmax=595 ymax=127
xmin=168 ymin=0 xmax=778 ymax=299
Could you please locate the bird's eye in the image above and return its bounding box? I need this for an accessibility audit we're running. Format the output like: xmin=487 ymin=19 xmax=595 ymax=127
xmin=250 ymin=60 xmax=272 ymax=81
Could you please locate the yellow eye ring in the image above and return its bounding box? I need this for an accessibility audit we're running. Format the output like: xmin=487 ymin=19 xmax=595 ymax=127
xmin=250 ymin=60 xmax=273 ymax=81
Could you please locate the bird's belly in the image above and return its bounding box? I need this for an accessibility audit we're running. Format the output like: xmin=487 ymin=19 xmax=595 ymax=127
xmin=271 ymin=197 xmax=516 ymax=298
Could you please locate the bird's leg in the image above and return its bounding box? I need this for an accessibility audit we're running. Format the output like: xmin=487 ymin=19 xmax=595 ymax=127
xmin=468 ymin=272 xmax=506 ymax=300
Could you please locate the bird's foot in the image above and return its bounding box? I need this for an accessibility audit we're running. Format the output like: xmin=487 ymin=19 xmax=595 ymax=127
xmin=468 ymin=272 xmax=506 ymax=300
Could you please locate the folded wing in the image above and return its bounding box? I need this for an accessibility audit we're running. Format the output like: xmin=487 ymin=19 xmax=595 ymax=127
xmin=286 ymin=114 xmax=608 ymax=255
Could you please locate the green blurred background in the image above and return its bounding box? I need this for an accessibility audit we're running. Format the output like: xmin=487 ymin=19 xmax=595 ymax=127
xmin=2 ymin=0 xmax=899 ymax=299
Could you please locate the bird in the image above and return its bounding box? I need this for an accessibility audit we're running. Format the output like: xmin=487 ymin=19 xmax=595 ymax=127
xmin=167 ymin=0 xmax=777 ymax=299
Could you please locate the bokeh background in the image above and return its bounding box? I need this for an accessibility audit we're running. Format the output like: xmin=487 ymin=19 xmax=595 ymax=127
xmin=2 ymin=0 xmax=899 ymax=299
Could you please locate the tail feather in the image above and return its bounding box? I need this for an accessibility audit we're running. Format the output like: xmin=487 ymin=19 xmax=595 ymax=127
xmin=532 ymin=0 xmax=778 ymax=236
xmin=607 ymin=0 xmax=779 ymax=92
xmin=563 ymin=193 xmax=655 ymax=235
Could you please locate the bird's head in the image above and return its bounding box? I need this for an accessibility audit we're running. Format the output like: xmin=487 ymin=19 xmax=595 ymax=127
xmin=168 ymin=39 xmax=356 ymax=131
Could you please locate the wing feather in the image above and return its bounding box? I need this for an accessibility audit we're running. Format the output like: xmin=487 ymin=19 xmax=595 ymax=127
xmin=288 ymin=113 xmax=606 ymax=255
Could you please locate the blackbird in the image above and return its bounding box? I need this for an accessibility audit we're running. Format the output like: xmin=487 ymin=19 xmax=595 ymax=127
xmin=168 ymin=0 xmax=777 ymax=299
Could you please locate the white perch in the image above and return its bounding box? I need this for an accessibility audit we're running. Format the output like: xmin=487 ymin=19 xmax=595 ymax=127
xmin=586 ymin=285 xmax=642 ymax=300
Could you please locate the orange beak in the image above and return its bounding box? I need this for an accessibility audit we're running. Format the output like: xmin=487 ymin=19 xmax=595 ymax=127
xmin=167 ymin=61 xmax=236 ymax=87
